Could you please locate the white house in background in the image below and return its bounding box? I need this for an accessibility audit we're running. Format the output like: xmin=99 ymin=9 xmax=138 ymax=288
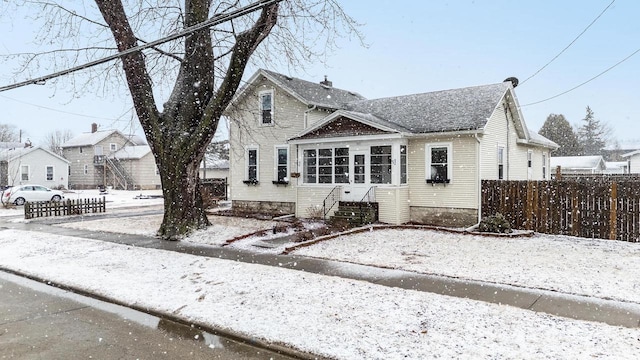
xmin=550 ymin=155 xmax=606 ymax=175
xmin=603 ymin=161 xmax=628 ymax=174
xmin=200 ymin=153 xmax=229 ymax=180
xmin=622 ymin=150 xmax=640 ymax=174
xmin=110 ymin=145 xmax=161 ymax=190
xmin=0 ymin=145 xmax=70 ymax=189
xmin=227 ymin=69 xmax=557 ymax=227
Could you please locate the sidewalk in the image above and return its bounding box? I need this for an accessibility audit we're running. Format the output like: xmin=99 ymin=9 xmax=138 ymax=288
xmin=3 ymin=217 xmax=640 ymax=329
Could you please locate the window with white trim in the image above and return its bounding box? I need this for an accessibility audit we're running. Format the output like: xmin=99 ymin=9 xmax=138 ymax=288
xmin=246 ymin=147 xmax=259 ymax=182
xmin=110 ymin=143 xmax=118 ymax=152
xmin=542 ymin=153 xmax=547 ymax=179
xmin=303 ymin=147 xmax=350 ymax=184
xmin=498 ymin=146 xmax=505 ymax=180
xmin=400 ymin=145 xmax=407 ymax=184
xmin=21 ymin=165 xmax=29 ymax=181
xmin=275 ymin=146 xmax=289 ymax=183
xmin=259 ymin=90 xmax=274 ymax=125
xmin=426 ymin=143 xmax=452 ymax=183
xmin=527 ymin=150 xmax=533 ymax=169
xmin=46 ymin=166 xmax=54 ymax=181
xmin=83 ymin=164 xmax=88 ymax=175
xmin=371 ymin=145 xmax=392 ymax=184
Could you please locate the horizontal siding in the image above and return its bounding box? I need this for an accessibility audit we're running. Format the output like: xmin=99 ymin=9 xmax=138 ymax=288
xmin=408 ymin=136 xmax=478 ymax=210
xmin=6 ymin=149 xmax=69 ymax=188
xmin=376 ymin=186 xmax=410 ymax=224
xmin=296 ymin=186 xmax=339 ymax=218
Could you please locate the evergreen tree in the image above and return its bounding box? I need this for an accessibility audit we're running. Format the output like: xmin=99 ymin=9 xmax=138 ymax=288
xmin=577 ymin=106 xmax=609 ymax=156
xmin=538 ymin=114 xmax=582 ymax=156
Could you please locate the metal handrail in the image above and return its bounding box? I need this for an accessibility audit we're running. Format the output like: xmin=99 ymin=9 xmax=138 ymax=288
xmin=322 ymin=186 xmax=341 ymax=220
xmin=359 ymin=186 xmax=377 ymax=224
xmin=105 ymin=157 xmax=130 ymax=190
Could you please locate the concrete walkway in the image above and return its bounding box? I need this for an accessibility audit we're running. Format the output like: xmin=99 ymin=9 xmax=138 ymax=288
xmin=2 ymin=214 xmax=640 ymax=329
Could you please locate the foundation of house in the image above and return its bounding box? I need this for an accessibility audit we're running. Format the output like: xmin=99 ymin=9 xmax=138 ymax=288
xmin=232 ymin=200 xmax=296 ymax=216
xmin=410 ymin=207 xmax=478 ymax=228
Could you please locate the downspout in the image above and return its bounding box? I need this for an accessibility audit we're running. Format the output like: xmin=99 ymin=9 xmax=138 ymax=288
xmin=504 ymin=103 xmax=510 ymax=180
xmin=473 ymin=132 xmax=483 ymax=227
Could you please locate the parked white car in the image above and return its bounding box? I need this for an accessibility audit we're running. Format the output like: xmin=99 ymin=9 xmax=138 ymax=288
xmin=2 ymin=185 xmax=64 ymax=205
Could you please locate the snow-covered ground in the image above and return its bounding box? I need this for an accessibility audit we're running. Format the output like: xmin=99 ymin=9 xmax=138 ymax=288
xmin=1 ymin=195 xmax=640 ymax=358
xmin=0 ymin=230 xmax=638 ymax=359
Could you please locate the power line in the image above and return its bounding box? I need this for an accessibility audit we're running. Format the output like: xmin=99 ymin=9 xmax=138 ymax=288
xmin=520 ymin=0 xmax=616 ymax=86
xmin=521 ymin=46 xmax=640 ymax=107
xmin=0 ymin=0 xmax=282 ymax=93
xmin=0 ymin=93 xmax=121 ymax=121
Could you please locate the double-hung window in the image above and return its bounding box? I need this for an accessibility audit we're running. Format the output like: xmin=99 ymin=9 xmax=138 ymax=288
xmin=542 ymin=153 xmax=548 ymax=179
xmin=426 ymin=143 xmax=451 ymax=183
xmin=334 ymin=148 xmax=349 ymax=183
xmin=304 ymin=149 xmax=317 ymax=183
xmin=21 ymin=165 xmax=29 ymax=181
xmin=318 ymin=149 xmax=333 ymax=184
xmin=246 ymin=147 xmax=259 ymax=183
xmin=400 ymin=145 xmax=408 ymax=184
xmin=259 ymin=90 xmax=274 ymax=125
xmin=46 ymin=166 xmax=54 ymax=181
xmin=275 ymin=146 xmax=288 ymax=183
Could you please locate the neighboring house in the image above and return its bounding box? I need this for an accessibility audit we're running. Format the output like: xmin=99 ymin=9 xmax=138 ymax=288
xmin=603 ymin=161 xmax=628 ymax=175
xmin=550 ymin=156 xmax=607 ymax=175
xmin=110 ymin=145 xmax=161 ymax=190
xmin=622 ymin=150 xmax=640 ymax=174
xmin=227 ymin=69 xmax=557 ymax=227
xmin=0 ymin=145 xmax=70 ymax=189
xmin=200 ymin=154 xmax=229 ymax=180
xmin=61 ymin=123 xmax=147 ymax=189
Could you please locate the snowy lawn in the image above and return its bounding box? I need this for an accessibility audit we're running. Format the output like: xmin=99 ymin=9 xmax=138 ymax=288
xmin=0 ymin=230 xmax=638 ymax=359
xmin=294 ymin=228 xmax=640 ymax=304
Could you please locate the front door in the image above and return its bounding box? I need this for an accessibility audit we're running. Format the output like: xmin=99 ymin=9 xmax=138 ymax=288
xmin=342 ymin=151 xmax=369 ymax=201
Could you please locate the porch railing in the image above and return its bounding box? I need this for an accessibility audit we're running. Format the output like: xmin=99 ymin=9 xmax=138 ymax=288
xmin=359 ymin=186 xmax=377 ymax=224
xmin=322 ymin=186 xmax=341 ymax=220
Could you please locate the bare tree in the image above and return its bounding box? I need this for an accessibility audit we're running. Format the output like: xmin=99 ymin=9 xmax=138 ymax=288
xmin=1 ymin=1 xmax=363 ymax=239
xmin=44 ymin=129 xmax=74 ymax=156
xmin=0 ymin=124 xmax=19 ymax=143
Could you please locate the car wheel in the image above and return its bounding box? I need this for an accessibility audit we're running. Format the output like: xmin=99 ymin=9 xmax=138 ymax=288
xmin=51 ymin=195 xmax=62 ymax=202
xmin=14 ymin=197 xmax=25 ymax=206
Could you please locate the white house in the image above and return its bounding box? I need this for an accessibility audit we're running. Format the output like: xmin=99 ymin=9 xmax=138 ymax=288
xmin=110 ymin=145 xmax=161 ymax=190
xmin=550 ymin=155 xmax=607 ymax=175
xmin=622 ymin=150 xmax=640 ymax=174
xmin=227 ymin=69 xmax=557 ymax=227
xmin=0 ymin=145 xmax=70 ymax=189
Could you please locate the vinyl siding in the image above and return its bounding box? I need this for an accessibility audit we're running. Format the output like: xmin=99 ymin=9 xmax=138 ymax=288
xmin=296 ymin=186 xmax=339 ymax=218
xmin=407 ymin=136 xmax=478 ymax=210
xmin=6 ymin=149 xmax=69 ymax=188
xmin=376 ymin=186 xmax=410 ymax=224
xmin=118 ymin=152 xmax=161 ymax=189
xmin=229 ymin=76 xmax=331 ymax=204
xmin=628 ymin=153 xmax=640 ymax=174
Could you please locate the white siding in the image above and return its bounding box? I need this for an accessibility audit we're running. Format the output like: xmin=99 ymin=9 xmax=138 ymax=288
xmin=6 ymin=148 xmax=69 ymax=188
xmin=377 ymin=187 xmax=410 ymax=224
xmin=229 ymin=76 xmax=330 ymax=205
xmin=628 ymin=153 xmax=640 ymax=174
xmin=408 ymin=136 xmax=478 ymax=210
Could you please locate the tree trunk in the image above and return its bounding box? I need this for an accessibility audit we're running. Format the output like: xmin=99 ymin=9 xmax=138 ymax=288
xmin=156 ymin=143 xmax=210 ymax=240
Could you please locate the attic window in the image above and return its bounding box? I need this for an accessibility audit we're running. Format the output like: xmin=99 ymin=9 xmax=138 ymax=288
xmin=259 ymin=90 xmax=274 ymax=125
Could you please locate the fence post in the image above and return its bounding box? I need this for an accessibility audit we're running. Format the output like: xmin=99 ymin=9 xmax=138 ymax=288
xmin=610 ymin=181 xmax=617 ymax=240
xmin=526 ymin=181 xmax=533 ymax=230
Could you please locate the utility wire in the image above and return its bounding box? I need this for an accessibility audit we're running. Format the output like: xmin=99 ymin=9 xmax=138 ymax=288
xmin=521 ymin=46 xmax=640 ymax=107
xmin=0 ymin=0 xmax=282 ymax=92
xmin=520 ymin=0 xmax=616 ymax=86
xmin=0 ymin=93 xmax=120 ymax=121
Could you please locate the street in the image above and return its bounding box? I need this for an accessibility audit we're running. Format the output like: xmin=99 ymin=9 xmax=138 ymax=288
xmin=0 ymin=271 xmax=295 ymax=360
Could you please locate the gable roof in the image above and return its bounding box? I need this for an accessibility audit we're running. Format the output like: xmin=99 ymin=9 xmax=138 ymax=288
xmin=550 ymin=156 xmax=606 ymax=170
xmin=0 ymin=146 xmax=70 ymax=163
xmin=622 ymin=150 xmax=640 ymax=158
xmin=61 ymin=130 xmax=147 ymax=148
xmin=236 ymin=69 xmax=366 ymax=110
xmin=344 ymin=83 xmax=511 ymax=134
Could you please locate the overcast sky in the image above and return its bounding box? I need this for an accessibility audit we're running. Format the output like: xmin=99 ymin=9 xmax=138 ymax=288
xmin=0 ymin=0 xmax=637 ymax=147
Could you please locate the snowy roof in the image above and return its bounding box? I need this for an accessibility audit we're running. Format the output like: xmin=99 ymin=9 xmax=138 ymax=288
xmin=0 ymin=145 xmax=70 ymax=163
xmin=528 ymin=132 xmax=559 ymax=149
xmin=345 ymin=82 xmax=510 ymax=133
xmin=61 ymin=130 xmax=147 ymax=148
xmin=110 ymin=145 xmax=152 ymax=160
xmin=622 ymin=150 xmax=640 ymax=158
xmin=605 ymin=161 xmax=628 ymax=170
xmin=201 ymin=153 xmax=229 ymax=170
xmin=245 ymin=69 xmax=366 ymax=110
xmin=550 ymin=156 xmax=605 ymax=170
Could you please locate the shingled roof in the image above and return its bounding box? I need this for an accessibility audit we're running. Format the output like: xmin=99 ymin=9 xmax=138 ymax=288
xmin=258 ymin=69 xmax=365 ymax=109
xmin=344 ymin=83 xmax=510 ymax=134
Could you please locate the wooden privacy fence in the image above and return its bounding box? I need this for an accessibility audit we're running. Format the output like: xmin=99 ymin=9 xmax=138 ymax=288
xmin=24 ymin=197 xmax=106 ymax=219
xmin=482 ymin=180 xmax=640 ymax=242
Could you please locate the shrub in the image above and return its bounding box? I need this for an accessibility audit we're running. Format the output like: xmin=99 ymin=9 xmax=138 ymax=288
xmin=478 ymin=213 xmax=512 ymax=234
xmin=305 ymin=205 xmax=324 ymax=220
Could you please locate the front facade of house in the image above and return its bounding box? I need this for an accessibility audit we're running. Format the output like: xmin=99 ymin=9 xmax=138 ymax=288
xmin=228 ymin=70 xmax=556 ymax=226
xmin=0 ymin=146 xmax=70 ymax=189
xmin=622 ymin=150 xmax=640 ymax=174
xmin=550 ymin=155 xmax=607 ymax=175
xmin=61 ymin=126 xmax=146 ymax=189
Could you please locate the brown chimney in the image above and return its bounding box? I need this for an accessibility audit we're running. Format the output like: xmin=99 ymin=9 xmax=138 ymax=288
xmin=91 ymin=123 xmax=98 ymax=133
